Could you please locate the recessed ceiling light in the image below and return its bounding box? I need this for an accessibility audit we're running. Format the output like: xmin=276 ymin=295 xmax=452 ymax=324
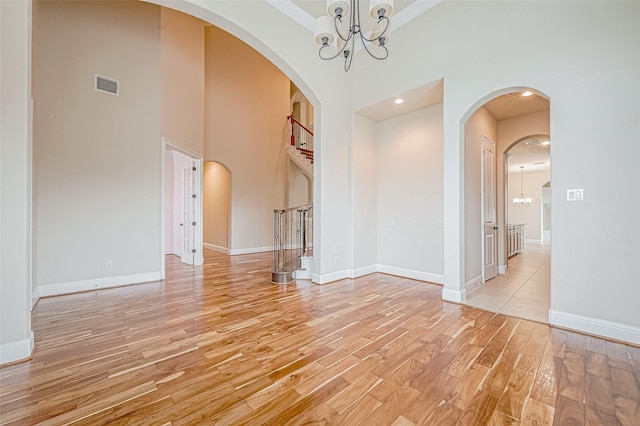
xmin=522 ymin=91 xmax=533 ymax=97
xmin=541 ymin=141 xmax=550 ymax=145
xmin=394 ymin=98 xmax=404 ymax=104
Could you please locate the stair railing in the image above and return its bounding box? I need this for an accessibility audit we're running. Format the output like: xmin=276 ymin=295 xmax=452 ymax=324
xmin=271 ymin=203 xmax=313 ymax=284
xmin=288 ymin=115 xmax=314 ymax=163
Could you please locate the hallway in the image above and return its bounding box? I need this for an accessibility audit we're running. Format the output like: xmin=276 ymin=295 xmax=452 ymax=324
xmin=466 ymin=243 xmax=551 ymax=323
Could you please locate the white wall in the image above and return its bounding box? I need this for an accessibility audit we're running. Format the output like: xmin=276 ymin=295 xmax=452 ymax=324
xmin=0 ymin=0 xmax=34 ymax=364
xmin=376 ymin=104 xmax=444 ymax=282
xmin=351 ymin=113 xmax=378 ymax=274
xmin=33 ymin=1 xmax=162 ymax=293
xmin=507 ymin=169 xmax=551 ymax=240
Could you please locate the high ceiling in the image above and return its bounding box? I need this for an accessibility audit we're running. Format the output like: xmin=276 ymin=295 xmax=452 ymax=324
xmin=484 ymin=92 xmax=549 ymax=121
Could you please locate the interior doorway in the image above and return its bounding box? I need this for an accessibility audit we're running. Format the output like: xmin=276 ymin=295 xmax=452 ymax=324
xmin=162 ymin=139 xmax=204 ymax=275
xmin=463 ymin=89 xmax=551 ymax=323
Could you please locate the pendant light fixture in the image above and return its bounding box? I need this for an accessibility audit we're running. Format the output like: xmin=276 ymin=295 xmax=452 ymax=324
xmin=513 ymin=166 xmax=532 ymax=207
xmin=314 ymin=0 xmax=394 ymax=71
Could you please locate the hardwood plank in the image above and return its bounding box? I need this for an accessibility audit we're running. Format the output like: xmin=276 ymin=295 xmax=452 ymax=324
xmin=553 ymin=395 xmax=584 ymax=426
xmin=521 ymin=398 xmax=554 ymax=426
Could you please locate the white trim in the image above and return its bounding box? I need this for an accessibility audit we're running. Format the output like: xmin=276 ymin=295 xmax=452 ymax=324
xmin=265 ymin=0 xmax=316 ymax=31
xmin=377 ymin=265 xmax=444 ymax=285
xmin=38 ymin=271 xmax=163 ymax=297
xmin=313 ymin=270 xmax=350 ymax=285
xmin=0 ymin=331 xmax=34 ymax=365
xmin=391 ymin=0 xmax=445 ymax=29
xmin=349 ymin=265 xmax=378 ymax=279
xmin=442 ymin=288 xmax=467 ymax=303
xmin=203 ymin=243 xmax=230 ymax=255
xmin=548 ymin=310 xmax=640 ymax=346
xmin=31 ymin=287 xmax=39 ymax=311
xmin=229 ymin=246 xmax=273 ymax=256
xmin=465 ymin=274 xmax=483 ymax=293
xmin=498 ymin=264 xmax=506 ymax=275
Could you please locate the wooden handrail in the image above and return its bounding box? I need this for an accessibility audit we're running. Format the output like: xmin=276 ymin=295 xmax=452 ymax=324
xmin=287 ymin=115 xmax=314 ymax=136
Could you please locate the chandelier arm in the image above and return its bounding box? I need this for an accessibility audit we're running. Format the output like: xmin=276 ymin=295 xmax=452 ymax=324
xmin=360 ymin=17 xmax=390 ymax=43
xmin=318 ymin=43 xmax=347 ymax=61
xmin=358 ymin=31 xmax=389 ymax=60
xmin=334 ymin=16 xmax=352 ymax=42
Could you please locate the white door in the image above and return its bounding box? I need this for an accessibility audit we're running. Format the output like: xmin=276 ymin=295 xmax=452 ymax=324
xmin=482 ymin=136 xmax=498 ymax=281
xmin=180 ymin=161 xmax=196 ymax=265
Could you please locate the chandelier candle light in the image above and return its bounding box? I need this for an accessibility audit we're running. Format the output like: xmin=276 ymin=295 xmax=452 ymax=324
xmin=513 ymin=166 xmax=532 ymax=207
xmin=314 ymin=0 xmax=394 ymax=71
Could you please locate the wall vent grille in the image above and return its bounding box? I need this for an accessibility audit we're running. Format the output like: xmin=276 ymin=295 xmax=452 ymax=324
xmin=95 ymin=75 xmax=119 ymax=95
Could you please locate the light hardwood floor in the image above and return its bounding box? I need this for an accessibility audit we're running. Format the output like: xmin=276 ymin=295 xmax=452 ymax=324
xmin=466 ymin=243 xmax=551 ymax=324
xmin=1 ymin=249 xmax=639 ymax=425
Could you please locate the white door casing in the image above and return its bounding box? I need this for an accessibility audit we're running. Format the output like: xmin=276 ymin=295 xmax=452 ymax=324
xmin=482 ymin=135 xmax=498 ymax=281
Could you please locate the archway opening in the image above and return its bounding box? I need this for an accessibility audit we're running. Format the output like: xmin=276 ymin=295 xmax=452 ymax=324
xmin=461 ymin=88 xmax=551 ymax=323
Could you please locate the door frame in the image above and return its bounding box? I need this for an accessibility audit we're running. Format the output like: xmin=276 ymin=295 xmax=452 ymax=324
xmin=161 ymin=138 xmax=204 ymax=279
xmin=481 ymin=134 xmax=498 ymax=283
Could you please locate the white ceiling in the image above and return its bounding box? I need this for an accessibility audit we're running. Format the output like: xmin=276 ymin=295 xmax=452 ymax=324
xmin=484 ymin=92 xmax=549 ymax=121
xmin=507 ymin=136 xmax=551 ymax=173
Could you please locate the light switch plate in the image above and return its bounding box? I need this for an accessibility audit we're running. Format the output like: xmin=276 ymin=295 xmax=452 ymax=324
xmin=567 ymin=189 xmax=584 ymax=202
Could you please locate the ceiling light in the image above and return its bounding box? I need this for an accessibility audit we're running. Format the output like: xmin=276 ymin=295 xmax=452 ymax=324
xmin=314 ymin=0 xmax=394 ymax=72
xmin=522 ymin=91 xmax=533 ymax=97
xmin=394 ymin=98 xmax=404 ymax=104
xmin=513 ymin=166 xmax=532 ymax=207
xmin=541 ymin=141 xmax=550 ymax=145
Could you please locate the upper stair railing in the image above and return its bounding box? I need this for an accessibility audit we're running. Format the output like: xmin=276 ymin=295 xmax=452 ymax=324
xmin=288 ymin=115 xmax=314 ymax=164
xmin=271 ymin=203 xmax=313 ymax=284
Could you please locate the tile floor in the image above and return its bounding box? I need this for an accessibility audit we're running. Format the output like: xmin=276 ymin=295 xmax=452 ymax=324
xmin=465 ymin=242 xmax=550 ymax=323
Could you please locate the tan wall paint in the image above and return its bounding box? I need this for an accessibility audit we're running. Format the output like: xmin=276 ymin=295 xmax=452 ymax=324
xmin=160 ymin=8 xmax=205 ymax=156
xmin=203 ymin=161 xmax=231 ymax=249
xmin=508 ymin=169 xmax=551 ymax=240
xmin=33 ymin=1 xmax=161 ymax=286
xmin=204 ymin=26 xmax=290 ymax=252
xmin=464 ymin=106 xmax=498 ymax=282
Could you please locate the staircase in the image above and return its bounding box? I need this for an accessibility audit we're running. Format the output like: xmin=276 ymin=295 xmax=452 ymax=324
xmin=287 ymin=115 xmax=313 ymax=176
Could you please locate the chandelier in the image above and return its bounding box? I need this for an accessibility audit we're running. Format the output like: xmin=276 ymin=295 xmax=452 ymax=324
xmin=314 ymin=0 xmax=394 ymax=71
xmin=513 ymin=166 xmax=532 ymax=207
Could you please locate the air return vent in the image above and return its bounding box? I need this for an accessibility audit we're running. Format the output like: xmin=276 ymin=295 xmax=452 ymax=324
xmin=95 ymin=74 xmax=119 ymax=95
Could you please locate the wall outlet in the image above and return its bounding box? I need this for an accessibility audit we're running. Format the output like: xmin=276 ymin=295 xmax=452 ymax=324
xmin=390 ymin=218 xmax=396 ymax=227
xmin=105 ymin=260 xmax=113 ymax=270
xmin=334 ymin=256 xmax=339 ymax=265
xmin=436 ymin=220 xmax=443 ymax=229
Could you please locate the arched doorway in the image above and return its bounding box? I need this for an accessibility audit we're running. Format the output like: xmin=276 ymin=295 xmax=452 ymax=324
xmin=461 ymin=88 xmax=551 ymax=323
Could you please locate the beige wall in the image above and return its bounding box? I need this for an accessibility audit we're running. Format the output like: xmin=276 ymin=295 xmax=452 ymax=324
xmin=204 ymin=26 xmax=290 ymax=252
xmin=160 ymin=8 xmax=205 ymax=156
xmin=203 ymin=161 xmax=231 ymax=249
xmin=33 ymin=1 xmax=162 ymax=289
xmin=507 ymin=169 xmax=551 ymax=240
xmin=464 ymin=106 xmax=498 ymax=284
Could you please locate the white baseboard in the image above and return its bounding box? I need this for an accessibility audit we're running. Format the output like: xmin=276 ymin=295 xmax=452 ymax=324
xmin=548 ymin=310 xmax=640 ymax=345
xmin=498 ymin=264 xmax=506 ymax=275
xmin=377 ymin=265 xmax=444 ymax=285
xmin=525 ymin=239 xmax=542 ymax=244
xmin=465 ymin=274 xmax=483 ymax=293
xmin=0 ymin=331 xmax=34 ymax=365
xmin=349 ymin=265 xmax=377 ymax=279
xmin=38 ymin=271 xmax=163 ymax=297
xmin=203 ymin=243 xmax=230 ymax=254
xmin=229 ymin=246 xmax=272 ymax=255
xmin=442 ymin=288 xmax=467 ymax=303
xmin=312 ymin=270 xmax=350 ymax=285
